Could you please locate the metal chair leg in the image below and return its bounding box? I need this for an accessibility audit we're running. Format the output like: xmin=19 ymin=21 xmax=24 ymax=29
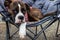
xmin=6 ymin=21 xmax=10 ymax=40
xmin=40 ymin=25 xmax=47 ymax=40
xmin=35 ymin=26 xmax=38 ymax=36
xmin=55 ymin=20 xmax=60 ymax=37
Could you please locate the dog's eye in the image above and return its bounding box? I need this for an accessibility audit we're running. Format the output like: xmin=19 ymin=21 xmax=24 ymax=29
xmin=21 ymin=8 xmax=26 ymax=11
xmin=21 ymin=8 xmax=26 ymax=14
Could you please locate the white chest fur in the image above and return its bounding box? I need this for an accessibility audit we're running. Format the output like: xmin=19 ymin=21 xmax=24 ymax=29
xmin=19 ymin=22 xmax=27 ymax=38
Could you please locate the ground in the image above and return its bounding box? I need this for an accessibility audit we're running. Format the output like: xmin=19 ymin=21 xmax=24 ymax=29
xmin=0 ymin=20 xmax=60 ymax=40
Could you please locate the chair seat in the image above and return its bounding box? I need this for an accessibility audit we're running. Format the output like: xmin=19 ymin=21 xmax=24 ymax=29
xmin=42 ymin=1 xmax=60 ymax=16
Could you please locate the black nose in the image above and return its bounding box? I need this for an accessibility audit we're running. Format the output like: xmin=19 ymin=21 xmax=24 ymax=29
xmin=18 ymin=16 xmax=24 ymax=20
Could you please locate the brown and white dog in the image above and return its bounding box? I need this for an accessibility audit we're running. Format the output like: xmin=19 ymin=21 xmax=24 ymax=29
xmin=4 ymin=0 xmax=44 ymax=39
xmin=4 ymin=0 xmax=51 ymax=39
xmin=4 ymin=0 xmax=56 ymax=39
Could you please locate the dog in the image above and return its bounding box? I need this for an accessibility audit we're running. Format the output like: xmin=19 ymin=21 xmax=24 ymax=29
xmin=12 ymin=1 xmax=43 ymax=39
xmin=4 ymin=0 xmax=45 ymax=39
xmin=4 ymin=0 xmax=56 ymax=39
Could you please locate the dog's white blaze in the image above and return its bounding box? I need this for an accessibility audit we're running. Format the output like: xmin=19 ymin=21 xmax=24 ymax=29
xmin=15 ymin=3 xmax=24 ymax=23
xmin=18 ymin=4 xmax=26 ymax=38
xmin=15 ymin=3 xmax=26 ymax=38
xmin=18 ymin=4 xmax=21 ymax=12
xmin=18 ymin=3 xmax=24 ymax=16
xmin=19 ymin=22 xmax=27 ymax=38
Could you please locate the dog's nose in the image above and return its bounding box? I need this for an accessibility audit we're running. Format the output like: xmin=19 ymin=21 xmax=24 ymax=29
xmin=18 ymin=16 xmax=24 ymax=20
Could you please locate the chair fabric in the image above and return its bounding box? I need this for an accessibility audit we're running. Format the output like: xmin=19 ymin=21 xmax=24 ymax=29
xmin=22 ymin=0 xmax=60 ymax=15
xmin=0 ymin=0 xmax=5 ymax=11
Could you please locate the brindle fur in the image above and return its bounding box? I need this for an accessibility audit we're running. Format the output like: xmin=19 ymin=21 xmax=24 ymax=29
xmin=4 ymin=0 xmax=56 ymax=22
xmin=4 ymin=0 xmax=44 ymax=22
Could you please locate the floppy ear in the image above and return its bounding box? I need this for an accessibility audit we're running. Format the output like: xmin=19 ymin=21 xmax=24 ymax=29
xmin=4 ymin=0 xmax=12 ymax=7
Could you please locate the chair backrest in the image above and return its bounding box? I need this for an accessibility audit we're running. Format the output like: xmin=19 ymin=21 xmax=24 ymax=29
xmin=33 ymin=0 xmax=36 ymax=2
xmin=0 ymin=0 xmax=5 ymax=5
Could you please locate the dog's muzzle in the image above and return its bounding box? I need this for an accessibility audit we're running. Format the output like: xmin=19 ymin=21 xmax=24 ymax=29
xmin=15 ymin=12 xmax=28 ymax=24
xmin=15 ymin=16 xmax=24 ymax=24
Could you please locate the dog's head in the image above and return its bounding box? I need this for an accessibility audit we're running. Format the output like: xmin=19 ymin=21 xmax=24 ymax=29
xmin=8 ymin=1 xmax=30 ymax=23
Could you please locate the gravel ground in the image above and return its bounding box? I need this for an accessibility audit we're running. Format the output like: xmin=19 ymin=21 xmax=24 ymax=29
xmin=0 ymin=20 xmax=60 ymax=40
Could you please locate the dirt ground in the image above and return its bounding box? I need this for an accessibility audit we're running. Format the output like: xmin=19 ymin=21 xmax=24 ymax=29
xmin=0 ymin=20 xmax=60 ymax=40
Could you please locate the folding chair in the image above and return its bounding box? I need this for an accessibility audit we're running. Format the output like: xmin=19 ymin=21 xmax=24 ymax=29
xmin=0 ymin=2 xmax=60 ymax=40
xmin=0 ymin=3 xmax=47 ymax=40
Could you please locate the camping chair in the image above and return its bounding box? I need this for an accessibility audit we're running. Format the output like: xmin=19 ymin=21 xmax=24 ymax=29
xmin=0 ymin=2 xmax=60 ymax=40
xmin=0 ymin=3 xmax=47 ymax=40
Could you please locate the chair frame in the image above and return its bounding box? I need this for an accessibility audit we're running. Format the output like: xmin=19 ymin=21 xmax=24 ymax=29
xmin=0 ymin=3 xmax=60 ymax=40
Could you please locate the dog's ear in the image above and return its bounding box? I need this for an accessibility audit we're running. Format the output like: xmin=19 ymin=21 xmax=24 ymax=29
xmin=4 ymin=0 xmax=12 ymax=7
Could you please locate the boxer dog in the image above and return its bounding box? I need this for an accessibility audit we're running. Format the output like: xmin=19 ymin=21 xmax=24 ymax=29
xmin=10 ymin=1 xmax=43 ymax=39
xmin=5 ymin=0 xmax=55 ymax=39
xmin=4 ymin=0 xmax=56 ymax=39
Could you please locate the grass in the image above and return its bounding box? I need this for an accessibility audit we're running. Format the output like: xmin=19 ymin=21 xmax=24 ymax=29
xmin=0 ymin=20 xmax=60 ymax=40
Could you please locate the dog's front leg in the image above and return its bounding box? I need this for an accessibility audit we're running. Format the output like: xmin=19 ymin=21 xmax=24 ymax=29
xmin=19 ymin=22 xmax=27 ymax=40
